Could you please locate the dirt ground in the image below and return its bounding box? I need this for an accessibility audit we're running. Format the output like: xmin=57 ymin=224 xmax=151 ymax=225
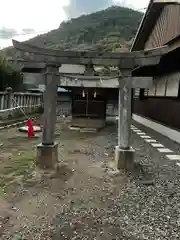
xmin=0 ymin=118 xmax=128 ymax=239
xmin=0 ymin=118 xmax=179 ymax=239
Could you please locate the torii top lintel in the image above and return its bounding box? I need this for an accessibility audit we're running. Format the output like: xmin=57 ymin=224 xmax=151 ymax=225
xmin=12 ymin=40 xmax=168 ymax=69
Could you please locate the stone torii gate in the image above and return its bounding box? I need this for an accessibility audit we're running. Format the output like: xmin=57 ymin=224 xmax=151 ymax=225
xmin=12 ymin=40 xmax=167 ymax=170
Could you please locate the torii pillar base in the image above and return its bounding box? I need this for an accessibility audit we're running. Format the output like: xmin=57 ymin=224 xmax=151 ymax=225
xmin=115 ymin=146 xmax=135 ymax=171
xmin=36 ymin=142 xmax=58 ymax=169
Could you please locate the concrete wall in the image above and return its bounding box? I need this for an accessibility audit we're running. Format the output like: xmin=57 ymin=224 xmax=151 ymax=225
xmin=23 ymin=73 xmax=44 ymax=90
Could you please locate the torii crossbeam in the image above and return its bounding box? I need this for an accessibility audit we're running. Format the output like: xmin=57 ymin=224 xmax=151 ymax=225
xmin=12 ymin=40 xmax=168 ymax=171
xmin=12 ymin=39 xmax=166 ymax=67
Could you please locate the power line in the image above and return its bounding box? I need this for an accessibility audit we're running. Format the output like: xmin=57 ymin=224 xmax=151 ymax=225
xmin=14 ymin=30 xmax=49 ymax=36
xmin=137 ymin=7 xmax=147 ymax=11
xmin=0 ymin=30 xmax=49 ymax=38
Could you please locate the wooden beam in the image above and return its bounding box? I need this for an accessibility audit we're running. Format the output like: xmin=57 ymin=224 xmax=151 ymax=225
xmin=12 ymin=40 xmax=168 ymax=67
xmin=59 ymin=75 xmax=152 ymax=88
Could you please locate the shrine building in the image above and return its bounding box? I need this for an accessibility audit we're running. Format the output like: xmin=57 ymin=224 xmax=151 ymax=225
xmin=131 ymin=0 xmax=180 ymax=130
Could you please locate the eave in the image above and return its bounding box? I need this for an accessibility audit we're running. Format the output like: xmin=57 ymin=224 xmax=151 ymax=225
xmin=131 ymin=0 xmax=180 ymax=51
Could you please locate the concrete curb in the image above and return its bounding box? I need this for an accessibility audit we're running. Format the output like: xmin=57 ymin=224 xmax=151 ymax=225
xmin=132 ymin=114 xmax=180 ymax=144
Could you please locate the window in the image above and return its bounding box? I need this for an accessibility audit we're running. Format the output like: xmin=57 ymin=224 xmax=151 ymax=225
xmin=147 ymin=79 xmax=156 ymax=96
xmin=166 ymin=72 xmax=180 ymax=97
xmin=134 ymin=88 xmax=140 ymax=99
xmin=138 ymin=72 xmax=180 ymax=98
xmin=155 ymin=76 xmax=167 ymax=96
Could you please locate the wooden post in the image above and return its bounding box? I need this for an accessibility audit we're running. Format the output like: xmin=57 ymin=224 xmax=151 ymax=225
xmin=131 ymin=89 xmax=134 ymax=117
xmin=5 ymin=87 xmax=13 ymax=109
xmin=36 ymin=65 xmax=59 ymax=169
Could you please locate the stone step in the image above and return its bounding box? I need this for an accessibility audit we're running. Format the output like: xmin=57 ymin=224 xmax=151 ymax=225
xmin=69 ymin=126 xmax=98 ymax=133
xmin=80 ymin=128 xmax=97 ymax=133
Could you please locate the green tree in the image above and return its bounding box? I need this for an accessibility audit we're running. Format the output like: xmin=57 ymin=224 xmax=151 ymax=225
xmin=0 ymin=55 xmax=22 ymax=91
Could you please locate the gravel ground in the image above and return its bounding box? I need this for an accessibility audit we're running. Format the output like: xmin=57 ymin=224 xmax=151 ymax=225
xmin=0 ymin=118 xmax=180 ymax=239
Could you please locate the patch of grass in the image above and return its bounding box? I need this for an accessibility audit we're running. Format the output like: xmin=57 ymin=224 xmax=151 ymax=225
xmin=2 ymin=151 xmax=35 ymax=176
xmin=0 ymin=177 xmax=7 ymax=188
xmin=0 ymin=151 xmax=36 ymax=193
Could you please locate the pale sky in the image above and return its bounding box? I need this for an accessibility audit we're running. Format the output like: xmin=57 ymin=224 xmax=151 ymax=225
xmin=0 ymin=0 xmax=149 ymax=49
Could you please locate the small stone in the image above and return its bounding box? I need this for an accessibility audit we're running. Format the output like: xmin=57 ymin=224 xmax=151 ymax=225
xmin=137 ymin=179 xmax=155 ymax=186
xmin=12 ymin=206 xmax=17 ymax=211
xmin=0 ymin=215 xmax=10 ymax=225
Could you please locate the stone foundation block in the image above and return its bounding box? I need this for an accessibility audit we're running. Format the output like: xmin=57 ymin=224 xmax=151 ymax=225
xmin=115 ymin=146 xmax=135 ymax=170
xmin=36 ymin=142 xmax=58 ymax=169
xmin=71 ymin=117 xmax=106 ymax=130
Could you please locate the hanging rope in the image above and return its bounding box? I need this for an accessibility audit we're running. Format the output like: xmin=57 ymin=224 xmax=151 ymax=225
xmin=59 ymin=73 xmax=121 ymax=81
xmin=11 ymin=97 xmax=30 ymax=120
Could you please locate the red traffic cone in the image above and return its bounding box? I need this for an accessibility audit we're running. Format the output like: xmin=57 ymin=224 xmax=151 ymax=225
xmin=27 ymin=119 xmax=35 ymax=137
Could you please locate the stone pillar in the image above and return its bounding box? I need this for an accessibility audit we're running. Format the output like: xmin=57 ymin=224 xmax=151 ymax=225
xmin=36 ymin=65 xmax=59 ymax=169
xmin=115 ymin=85 xmax=134 ymax=170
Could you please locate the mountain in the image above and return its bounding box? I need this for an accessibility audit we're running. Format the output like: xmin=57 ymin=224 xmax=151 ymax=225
xmin=2 ymin=6 xmax=143 ymax=57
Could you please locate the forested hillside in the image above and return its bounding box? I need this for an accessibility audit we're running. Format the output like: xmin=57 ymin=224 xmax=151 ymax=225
xmin=2 ymin=6 xmax=143 ymax=57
